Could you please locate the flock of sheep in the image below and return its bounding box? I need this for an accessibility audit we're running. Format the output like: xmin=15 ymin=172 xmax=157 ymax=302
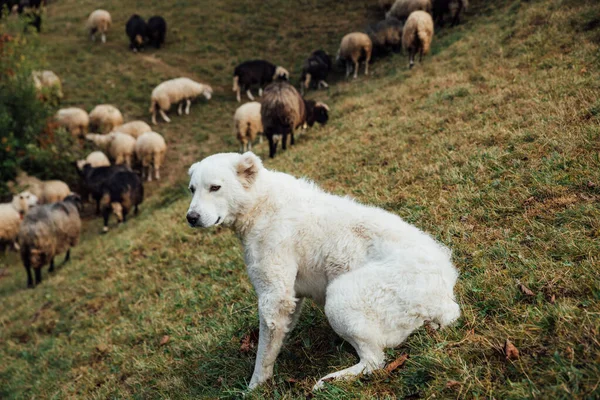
xmin=1 ymin=0 xmax=468 ymax=288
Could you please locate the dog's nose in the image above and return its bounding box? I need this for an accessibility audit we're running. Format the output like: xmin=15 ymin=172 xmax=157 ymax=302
xmin=187 ymin=211 xmax=200 ymax=226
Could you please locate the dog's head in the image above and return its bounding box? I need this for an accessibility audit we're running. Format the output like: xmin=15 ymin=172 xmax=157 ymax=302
xmin=186 ymin=152 xmax=263 ymax=228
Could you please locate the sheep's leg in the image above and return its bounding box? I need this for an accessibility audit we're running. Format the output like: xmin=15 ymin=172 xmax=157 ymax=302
xmin=154 ymin=166 xmax=160 ymax=180
xmin=409 ymin=51 xmax=415 ymax=69
xmin=353 ymin=59 xmax=359 ymax=79
xmin=24 ymin=260 xmax=33 ymax=288
xmin=258 ymin=88 xmax=263 ymax=97
xmin=135 ymin=204 xmax=139 ymax=215
xmin=268 ymin=136 xmax=277 ymax=158
xmin=34 ymin=267 xmax=42 ymax=286
xmin=177 ymin=102 xmax=183 ymax=116
xmin=282 ymin=133 xmax=288 ymax=151
xmin=319 ymin=80 xmax=329 ymax=89
xmin=101 ymin=33 xmax=106 ymax=44
xmin=259 ymin=135 xmax=263 ymax=144
xmin=122 ymin=208 xmax=129 ymax=223
xmin=346 ymin=61 xmax=352 ymax=78
xmin=248 ymin=141 xmax=252 ymax=151
xmin=246 ymin=90 xmax=255 ymax=101
xmin=236 ymin=88 xmax=241 ymax=102
xmin=185 ymin=99 xmax=191 ymax=115
xmin=419 ymin=48 xmax=424 ymax=63
xmin=159 ymin=109 xmax=171 ymax=123
xmin=102 ymin=206 xmax=110 ymax=233
xmin=49 ymin=258 xmax=55 ymax=272
xmin=95 ymin=198 xmax=101 ymax=215
xmin=64 ymin=249 xmax=70 ymax=263
xmin=365 ymin=51 xmax=371 ymax=76
xmin=147 ymin=166 xmax=153 ymax=182
xmin=291 ymin=131 xmax=295 ymax=146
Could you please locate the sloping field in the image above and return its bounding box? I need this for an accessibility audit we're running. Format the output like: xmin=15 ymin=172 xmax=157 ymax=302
xmin=1 ymin=0 xmax=599 ymax=398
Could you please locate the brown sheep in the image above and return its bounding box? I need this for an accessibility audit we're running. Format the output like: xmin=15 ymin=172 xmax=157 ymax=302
xmin=337 ymin=32 xmax=373 ymax=79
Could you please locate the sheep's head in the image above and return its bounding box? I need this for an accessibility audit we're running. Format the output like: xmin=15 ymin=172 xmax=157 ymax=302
xmin=12 ymin=191 xmax=38 ymax=216
xmin=203 ymin=86 xmax=213 ymax=100
xmin=274 ymin=66 xmax=289 ymax=82
xmin=135 ymin=34 xmax=143 ymax=45
xmin=314 ymin=102 xmax=330 ymax=125
xmin=76 ymin=159 xmax=87 ymax=171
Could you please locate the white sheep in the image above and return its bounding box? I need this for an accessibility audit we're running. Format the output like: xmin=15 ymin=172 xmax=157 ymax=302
xmin=0 ymin=191 xmax=38 ymax=251
xmin=32 ymin=70 xmax=63 ymax=99
xmin=386 ymin=0 xmax=432 ymax=20
xmin=89 ymin=104 xmax=124 ymax=134
xmin=18 ymin=195 xmax=81 ymax=287
xmin=112 ymin=120 xmax=151 ymax=139
xmin=233 ymin=101 xmax=263 ymax=152
xmin=86 ymin=132 xmax=136 ymax=168
xmin=135 ymin=131 xmax=167 ymax=181
xmin=149 ymin=77 xmax=213 ymax=125
xmin=76 ymin=151 xmax=111 ymax=170
xmin=337 ymin=32 xmax=373 ymax=79
xmin=403 ymin=10 xmax=434 ymax=68
xmin=13 ymin=171 xmax=71 ymax=204
xmin=55 ymin=107 xmax=89 ymax=138
xmin=87 ymin=9 xmax=112 ymax=44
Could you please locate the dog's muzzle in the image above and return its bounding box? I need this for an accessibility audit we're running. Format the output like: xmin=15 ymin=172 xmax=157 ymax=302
xmin=187 ymin=211 xmax=200 ymax=227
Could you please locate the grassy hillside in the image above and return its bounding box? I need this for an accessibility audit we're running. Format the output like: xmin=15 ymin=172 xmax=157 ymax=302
xmin=1 ymin=0 xmax=600 ymax=398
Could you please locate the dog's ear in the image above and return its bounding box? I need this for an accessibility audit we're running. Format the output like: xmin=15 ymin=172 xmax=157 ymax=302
xmin=237 ymin=152 xmax=262 ymax=189
xmin=188 ymin=162 xmax=200 ymax=177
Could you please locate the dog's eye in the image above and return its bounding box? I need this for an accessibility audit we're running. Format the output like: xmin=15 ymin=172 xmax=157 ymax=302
xmin=189 ymin=186 xmax=195 ymax=194
xmin=209 ymin=185 xmax=221 ymax=192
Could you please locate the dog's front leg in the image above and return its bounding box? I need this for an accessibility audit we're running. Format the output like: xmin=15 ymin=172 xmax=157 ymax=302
xmin=248 ymin=294 xmax=298 ymax=389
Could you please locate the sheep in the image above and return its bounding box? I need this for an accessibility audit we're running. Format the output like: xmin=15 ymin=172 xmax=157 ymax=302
xmin=0 ymin=191 xmax=37 ymax=252
xmin=403 ymin=10 xmax=434 ymax=69
xmin=18 ymin=194 xmax=81 ymax=288
xmin=300 ymin=50 xmax=332 ymax=95
xmin=135 ymin=131 xmax=167 ymax=182
xmin=13 ymin=171 xmax=71 ymax=204
xmin=336 ymin=32 xmax=373 ymax=79
xmin=55 ymin=107 xmax=89 ymax=138
xmin=85 ymin=132 xmax=136 ymax=168
xmin=100 ymin=170 xmax=143 ymax=232
xmin=112 ymin=120 xmax=151 ymax=139
xmin=432 ymin=0 xmax=467 ymax=26
xmin=366 ymin=17 xmax=404 ymax=57
xmin=89 ymin=104 xmax=124 ymax=133
xmin=149 ymin=77 xmax=213 ymax=125
xmin=32 ymin=70 xmax=63 ymax=99
xmin=125 ymin=14 xmax=147 ymax=52
xmin=87 ymin=9 xmax=112 ymax=44
xmin=234 ymin=101 xmax=263 ymax=153
xmin=76 ymin=151 xmax=110 ymax=170
xmin=232 ymin=60 xmax=290 ymax=102
xmin=386 ymin=0 xmax=432 ymax=21
xmin=147 ymin=16 xmax=166 ymax=48
xmin=261 ymin=81 xmax=329 ymax=158
xmin=76 ymin=164 xmax=128 ymax=214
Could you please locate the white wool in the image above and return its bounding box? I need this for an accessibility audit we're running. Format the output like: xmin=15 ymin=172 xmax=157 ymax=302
xmin=32 ymin=70 xmax=63 ymax=98
xmin=113 ymin=120 xmax=152 ymax=139
xmin=55 ymin=107 xmax=89 ymax=138
xmin=87 ymin=9 xmax=112 ymax=33
xmin=186 ymin=152 xmax=460 ymax=390
xmin=86 ymin=132 xmax=136 ymax=167
xmin=89 ymin=104 xmax=123 ymax=134
xmin=150 ymin=77 xmax=213 ymax=111
xmin=0 ymin=191 xmax=38 ymax=243
xmin=135 ymin=131 xmax=167 ymax=181
xmin=234 ymin=101 xmax=263 ymax=152
xmin=77 ymin=151 xmax=110 ymax=170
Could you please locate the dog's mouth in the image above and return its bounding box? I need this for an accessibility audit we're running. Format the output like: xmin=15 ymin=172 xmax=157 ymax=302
xmin=215 ymin=216 xmax=222 ymax=225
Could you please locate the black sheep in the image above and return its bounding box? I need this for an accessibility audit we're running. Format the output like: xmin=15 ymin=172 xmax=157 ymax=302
xmin=77 ymin=164 xmax=128 ymax=215
xmin=300 ymin=50 xmax=332 ymax=95
xmin=125 ymin=14 xmax=147 ymax=52
xmin=100 ymin=170 xmax=144 ymax=232
xmin=232 ymin=60 xmax=289 ymax=102
xmin=366 ymin=17 xmax=404 ymax=58
xmin=147 ymin=16 xmax=166 ymax=49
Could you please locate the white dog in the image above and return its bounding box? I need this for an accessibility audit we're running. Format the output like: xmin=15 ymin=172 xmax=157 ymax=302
xmin=186 ymin=152 xmax=460 ymax=390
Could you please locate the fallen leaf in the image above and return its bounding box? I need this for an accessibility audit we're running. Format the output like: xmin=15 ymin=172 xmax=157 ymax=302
xmin=217 ymin=376 xmax=224 ymax=386
xmin=384 ymin=354 xmax=409 ymax=373
xmin=240 ymin=329 xmax=259 ymax=353
xmin=160 ymin=335 xmax=170 ymax=346
xmin=286 ymin=377 xmax=299 ymax=383
xmin=446 ymin=380 xmax=461 ymax=389
xmin=587 ymin=181 xmax=596 ymax=189
xmin=550 ymin=294 xmax=556 ymax=304
xmin=504 ymin=339 xmax=519 ymax=360
xmin=565 ymin=346 xmax=574 ymax=360
xmin=581 ymin=67 xmax=587 ymax=73
xmin=96 ymin=343 xmax=109 ymax=353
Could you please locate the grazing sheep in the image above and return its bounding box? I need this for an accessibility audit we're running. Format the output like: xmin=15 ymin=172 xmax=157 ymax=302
xmin=135 ymin=131 xmax=167 ymax=181
xmin=125 ymin=14 xmax=147 ymax=52
xmin=147 ymin=15 xmax=166 ymax=48
xmin=55 ymin=107 xmax=89 ymax=138
xmin=149 ymin=77 xmax=213 ymax=125
xmin=89 ymin=104 xmax=124 ymax=133
xmin=77 ymin=164 xmax=128 ymax=214
xmin=87 ymin=9 xmax=112 ymax=43
xmin=18 ymin=194 xmax=81 ymax=288
xmin=0 ymin=191 xmax=37 ymax=251
xmin=100 ymin=170 xmax=143 ymax=232
xmin=366 ymin=17 xmax=404 ymax=57
xmin=261 ymin=81 xmax=329 ymax=158
xmin=76 ymin=151 xmax=110 ymax=170
xmin=232 ymin=60 xmax=290 ymax=102
xmin=112 ymin=120 xmax=151 ymax=138
xmin=337 ymin=32 xmax=373 ymax=79
xmin=403 ymin=10 xmax=434 ymax=68
xmin=14 ymin=171 xmax=71 ymax=204
xmin=32 ymin=70 xmax=63 ymax=99
xmin=432 ymin=0 xmax=467 ymax=26
xmin=234 ymin=101 xmax=263 ymax=152
xmin=300 ymin=50 xmax=332 ymax=95
xmin=85 ymin=132 xmax=136 ymax=168
xmin=386 ymin=0 xmax=432 ymax=21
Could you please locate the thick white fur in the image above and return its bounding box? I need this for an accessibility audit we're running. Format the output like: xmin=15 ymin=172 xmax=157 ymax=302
xmin=76 ymin=151 xmax=110 ymax=170
xmin=32 ymin=70 xmax=63 ymax=98
xmin=233 ymin=101 xmax=263 ymax=153
xmin=149 ymin=77 xmax=213 ymax=125
xmin=55 ymin=107 xmax=89 ymax=138
xmin=87 ymin=10 xmax=112 ymax=43
xmin=89 ymin=104 xmax=123 ymax=134
xmin=0 ymin=191 xmax=38 ymax=245
xmin=113 ymin=120 xmax=152 ymax=139
xmin=135 ymin=131 xmax=167 ymax=181
xmin=85 ymin=132 xmax=136 ymax=167
xmin=186 ymin=152 xmax=461 ymax=390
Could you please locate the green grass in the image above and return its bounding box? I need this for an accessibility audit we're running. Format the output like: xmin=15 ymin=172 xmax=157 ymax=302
xmin=1 ymin=0 xmax=600 ymax=398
